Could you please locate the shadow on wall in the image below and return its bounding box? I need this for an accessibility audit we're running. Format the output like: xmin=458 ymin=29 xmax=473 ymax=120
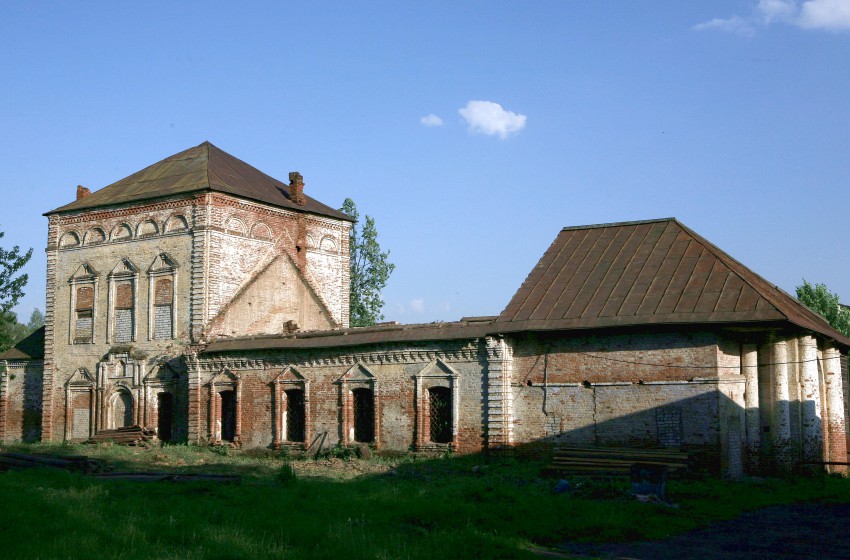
xmin=508 ymin=385 xmax=832 ymax=478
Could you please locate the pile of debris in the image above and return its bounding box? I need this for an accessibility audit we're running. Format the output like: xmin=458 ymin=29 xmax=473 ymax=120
xmin=85 ymin=426 xmax=156 ymax=446
xmin=0 ymin=452 xmax=108 ymax=474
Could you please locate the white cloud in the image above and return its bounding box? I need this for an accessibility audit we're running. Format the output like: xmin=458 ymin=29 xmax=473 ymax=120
xmin=756 ymin=0 xmax=797 ymax=23
xmin=458 ymin=100 xmax=526 ymax=140
xmin=693 ymin=15 xmax=755 ymax=36
xmin=799 ymin=0 xmax=850 ymax=30
xmin=695 ymin=0 xmax=850 ymax=34
xmin=409 ymin=298 xmax=425 ymax=314
xmin=420 ymin=114 xmax=444 ymax=127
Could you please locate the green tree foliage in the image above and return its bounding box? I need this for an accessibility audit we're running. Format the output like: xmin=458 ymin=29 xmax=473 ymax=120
xmin=340 ymin=198 xmax=395 ymax=327
xmin=26 ymin=308 xmax=45 ymax=332
xmin=0 ymin=228 xmax=33 ymax=353
xmin=0 ymin=311 xmax=32 ymax=353
xmin=796 ymin=280 xmax=850 ymax=338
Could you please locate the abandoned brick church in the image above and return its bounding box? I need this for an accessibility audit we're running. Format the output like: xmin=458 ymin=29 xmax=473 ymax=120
xmin=1 ymin=141 xmax=848 ymax=478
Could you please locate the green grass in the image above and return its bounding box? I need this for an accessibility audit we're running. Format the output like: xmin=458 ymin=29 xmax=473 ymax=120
xmin=1 ymin=443 xmax=849 ymax=559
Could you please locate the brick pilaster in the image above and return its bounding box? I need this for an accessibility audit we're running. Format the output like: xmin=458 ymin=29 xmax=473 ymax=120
xmin=485 ymin=336 xmax=513 ymax=449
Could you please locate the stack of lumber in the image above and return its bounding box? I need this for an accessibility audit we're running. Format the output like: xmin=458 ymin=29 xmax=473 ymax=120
xmin=85 ymin=426 xmax=156 ymax=446
xmin=0 ymin=452 xmax=107 ymax=474
xmin=543 ymin=446 xmax=690 ymax=477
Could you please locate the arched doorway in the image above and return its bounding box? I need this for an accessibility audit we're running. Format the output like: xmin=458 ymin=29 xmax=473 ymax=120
xmin=111 ymin=390 xmax=133 ymax=429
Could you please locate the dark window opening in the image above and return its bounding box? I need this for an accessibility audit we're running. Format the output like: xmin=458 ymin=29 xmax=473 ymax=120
xmin=220 ymin=390 xmax=236 ymax=442
xmin=352 ymin=388 xmax=374 ymax=443
xmin=428 ymin=387 xmax=453 ymax=444
xmin=285 ymin=389 xmax=306 ymax=442
xmin=157 ymin=393 xmax=174 ymax=443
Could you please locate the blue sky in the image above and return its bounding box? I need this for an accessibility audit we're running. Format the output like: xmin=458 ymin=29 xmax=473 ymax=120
xmin=2 ymin=1 xmax=849 ymax=324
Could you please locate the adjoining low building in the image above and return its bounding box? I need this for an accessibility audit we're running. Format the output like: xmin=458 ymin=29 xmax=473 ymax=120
xmin=1 ymin=143 xmax=847 ymax=479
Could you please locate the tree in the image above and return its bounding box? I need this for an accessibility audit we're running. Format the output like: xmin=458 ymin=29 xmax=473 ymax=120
xmin=26 ymin=308 xmax=44 ymax=332
xmin=796 ymin=280 xmax=850 ymax=338
xmin=0 ymin=311 xmax=31 ymax=353
xmin=0 ymin=228 xmax=32 ymax=317
xmin=340 ymin=198 xmax=395 ymax=327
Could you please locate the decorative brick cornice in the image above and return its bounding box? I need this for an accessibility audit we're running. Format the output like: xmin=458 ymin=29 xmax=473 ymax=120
xmin=54 ymin=198 xmax=195 ymax=226
xmin=195 ymin=340 xmax=483 ymax=372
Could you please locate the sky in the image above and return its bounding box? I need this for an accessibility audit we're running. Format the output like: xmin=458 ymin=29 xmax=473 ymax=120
xmin=2 ymin=1 xmax=850 ymax=325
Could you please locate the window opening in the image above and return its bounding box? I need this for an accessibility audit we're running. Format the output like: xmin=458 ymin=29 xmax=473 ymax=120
xmin=74 ymin=286 xmax=94 ymax=343
xmin=157 ymin=393 xmax=174 ymax=443
xmin=352 ymin=388 xmax=375 ymax=443
xmin=114 ymin=282 xmax=134 ymax=343
xmin=220 ymin=390 xmax=236 ymax=442
xmin=153 ymin=278 xmax=173 ymax=339
xmin=285 ymin=389 xmax=306 ymax=442
xmin=428 ymin=387 xmax=453 ymax=444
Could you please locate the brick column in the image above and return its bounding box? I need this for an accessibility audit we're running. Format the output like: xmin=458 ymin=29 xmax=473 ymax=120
xmin=799 ymin=335 xmax=824 ymax=470
xmin=771 ymin=337 xmax=793 ymax=473
xmin=485 ymin=336 xmax=513 ymax=449
xmin=824 ymin=345 xmax=847 ymax=475
xmin=272 ymin=381 xmax=282 ymax=449
xmin=186 ymin=356 xmax=202 ymax=444
xmin=742 ymin=344 xmax=760 ymax=473
xmin=41 ymin=216 xmax=60 ymax=441
xmin=0 ymin=363 xmax=8 ymax=443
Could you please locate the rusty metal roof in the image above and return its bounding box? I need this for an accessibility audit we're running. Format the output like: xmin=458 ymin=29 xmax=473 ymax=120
xmin=0 ymin=327 xmax=45 ymax=360
xmin=46 ymin=142 xmax=353 ymax=221
xmin=202 ymin=319 xmax=495 ymax=354
xmin=496 ymin=218 xmax=850 ymax=345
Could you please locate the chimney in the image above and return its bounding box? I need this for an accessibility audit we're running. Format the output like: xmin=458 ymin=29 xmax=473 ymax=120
xmin=76 ymin=185 xmax=91 ymax=200
xmin=288 ymin=172 xmax=305 ymax=206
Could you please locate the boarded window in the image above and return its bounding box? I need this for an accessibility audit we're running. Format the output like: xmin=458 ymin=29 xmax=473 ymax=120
xmin=74 ymin=286 xmax=94 ymax=343
xmin=154 ymin=278 xmax=173 ymax=339
xmin=76 ymin=286 xmax=94 ymax=311
xmin=352 ymin=388 xmax=375 ymax=443
xmin=114 ymin=282 xmax=134 ymax=343
xmin=428 ymin=387 xmax=452 ymax=444
xmin=154 ymin=278 xmax=173 ymax=305
xmin=285 ymin=389 xmax=306 ymax=442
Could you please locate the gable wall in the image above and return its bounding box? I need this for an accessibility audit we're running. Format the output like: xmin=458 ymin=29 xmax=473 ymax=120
xmin=204 ymin=193 xmax=350 ymax=333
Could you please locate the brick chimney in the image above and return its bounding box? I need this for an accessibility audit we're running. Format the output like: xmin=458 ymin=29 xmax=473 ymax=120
xmin=76 ymin=185 xmax=91 ymax=200
xmin=288 ymin=172 xmax=306 ymax=206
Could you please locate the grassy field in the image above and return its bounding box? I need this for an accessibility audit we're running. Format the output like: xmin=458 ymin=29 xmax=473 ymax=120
xmin=1 ymin=443 xmax=849 ymax=559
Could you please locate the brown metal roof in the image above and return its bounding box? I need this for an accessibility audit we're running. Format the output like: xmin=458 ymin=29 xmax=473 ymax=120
xmin=46 ymin=142 xmax=353 ymax=222
xmin=0 ymin=327 xmax=45 ymax=360
xmin=496 ymin=218 xmax=850 ymax=345
xmin=202 ymin=319 xmax=495 ymax=354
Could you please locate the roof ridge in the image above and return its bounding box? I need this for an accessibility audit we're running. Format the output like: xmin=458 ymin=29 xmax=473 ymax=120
xmin=560 ymin=217 xmax=676 ymax=232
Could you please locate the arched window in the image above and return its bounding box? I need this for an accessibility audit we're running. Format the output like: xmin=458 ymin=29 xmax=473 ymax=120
xmin=59 ymin=231 xmax=80 ymax=248
xmin=164 ymin=215 xmax=188 ymax=233
xmin=137 ymin=219 xmax=159 ymax=237
xmin=111 ymin=224 xmax=133 ymax=242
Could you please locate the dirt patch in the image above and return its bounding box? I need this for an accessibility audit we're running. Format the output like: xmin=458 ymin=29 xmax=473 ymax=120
xmin=558 ymin=502 xmax=850 ymax=559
